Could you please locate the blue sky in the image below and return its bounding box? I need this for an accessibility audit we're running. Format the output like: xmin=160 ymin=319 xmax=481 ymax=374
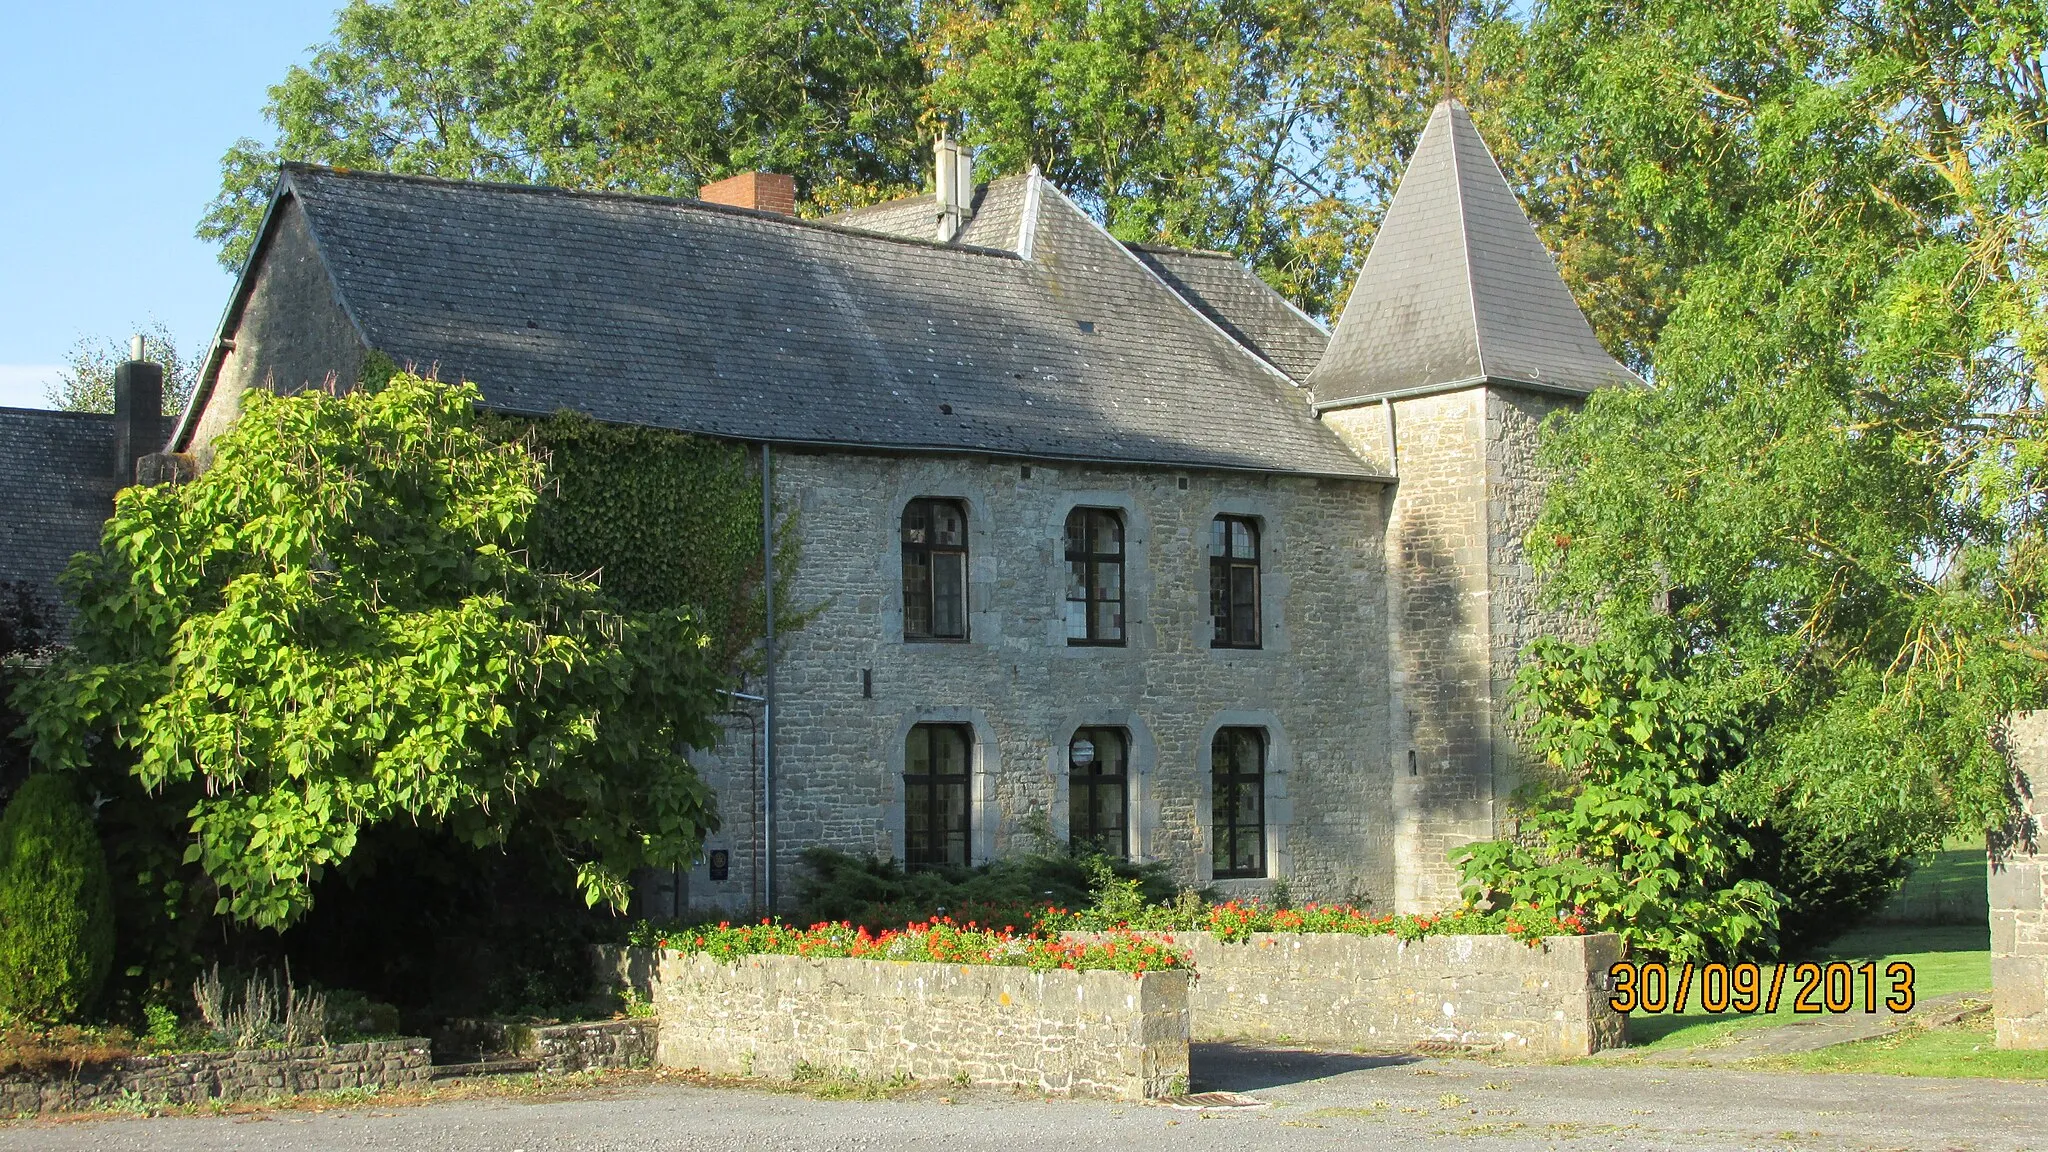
xmin=0 ymin=3 xmax=340 ymax=408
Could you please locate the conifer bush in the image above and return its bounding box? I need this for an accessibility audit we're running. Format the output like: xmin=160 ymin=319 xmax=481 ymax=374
xmin=0 ymin=773 xmax=115 ymax=1023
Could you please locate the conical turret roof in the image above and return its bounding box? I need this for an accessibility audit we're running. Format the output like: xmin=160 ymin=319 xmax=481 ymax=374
xmin=1307 ymin=100 xmax=1638 ymax=401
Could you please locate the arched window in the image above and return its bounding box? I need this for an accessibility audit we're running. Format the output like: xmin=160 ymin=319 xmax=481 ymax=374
xmin=1211 ymin=728 xmax=1266 ymax=878
xmin=905 ymin=724 xmax=972 ymax=868
xmin=1063 ymin=508 xmax=1124 ymax=645
xmin=1067 ymin=727 xmax=1129 ymax=859
xmin=1210 ymin=516 xmax=1260 ymax=648
xmin=902 ymin=499 xmax=968 ymax=641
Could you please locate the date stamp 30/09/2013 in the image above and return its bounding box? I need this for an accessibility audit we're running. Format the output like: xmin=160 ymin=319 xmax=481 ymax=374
xmin=1606 ymin=961 xmax=1918 ymax=1015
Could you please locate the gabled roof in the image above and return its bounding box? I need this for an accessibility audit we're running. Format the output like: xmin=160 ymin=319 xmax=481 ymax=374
xmin=1308 ymin=100 xmax=1639 ymax=404
xmin=829 ymin=181 xmax=1329 ymax=382
xmin=191 ymin=165 xmax=1377 ymax=479
xmin=0 ymin=407 xmax=119 ymax=630
xmin=1126 ymin=246 xmax=1327 ymax=382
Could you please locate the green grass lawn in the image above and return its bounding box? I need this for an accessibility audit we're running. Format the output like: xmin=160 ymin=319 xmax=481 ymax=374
xmin=1866 ymin=840 xmax=1990 ymax=926
xmin=1623 ymin=923 xmax=1991 ymax=1052
xmin=1622 ymin=841 xmax=1993 ymax=1054
xmin=1754 ymin=1020 xmax=2048 ymax=1079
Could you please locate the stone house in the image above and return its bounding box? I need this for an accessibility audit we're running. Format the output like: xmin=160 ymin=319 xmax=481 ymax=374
xmin=12 ymin=100 xmax=1636 ymax=914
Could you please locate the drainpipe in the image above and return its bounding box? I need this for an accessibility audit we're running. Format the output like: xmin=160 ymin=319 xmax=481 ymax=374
xmin=760 ymin=444 xmax=777 ymax=913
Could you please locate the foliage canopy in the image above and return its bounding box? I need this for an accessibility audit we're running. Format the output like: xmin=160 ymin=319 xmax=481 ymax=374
xmin=200 ymin=0 xmax=1660 ymax=333
xmin=16 ymin=373 xmax=729 ymax=929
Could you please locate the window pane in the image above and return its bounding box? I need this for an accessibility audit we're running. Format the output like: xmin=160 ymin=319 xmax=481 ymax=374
xmin=1211 ymin=559 xmax=1230 ymax=642
xmin=1232 ymin=520 xmax=1256 ymax=560
xmin=933 ymin=502 xmax=965 ymax=546
xmin=1230 ymin=564 xmax=1258 ymax=646
xmin=1063 ymin=510 xmax=1086 ymax=557
xmin=1093 ymin=600 xmax=1122 ymax=641
xmin=1095 ymin=729 xmax=1126 ymax=775
xmin=938 ymin=780 xmax=968 ymax=866
xmin=902 ymin=502 xmax=930 ymax=544
xmin=1090 ymin=511 xmax=1122 ymax=555
xmin=1210 ymin=518 xmax=1228 ymax=558
xmin=932 ymin=552 xmax=965 ymax=638
xmin=907 ymin=726 xmax=932 ymax=775
xmin=1066 ymin=559 xmax=1089 ymax=602
xmin=1094 ymin=559 xmax=1122 ymax=603
xmin=1065 ymin=598 xmax=1089 ymax=640
xmin=932 ymin=725 xmax=970 ymax=775
xmin=903 ymin=550 xmax=931 ymax=638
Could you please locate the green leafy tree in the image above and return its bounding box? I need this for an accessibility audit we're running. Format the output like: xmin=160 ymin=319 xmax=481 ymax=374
xmin=198 ymin=0 xmax=1669 ymax=346
xmin=1495 ymin=0 xmax=2048 ymax=926
xmin=16 ymin=373 xmax=727 ymax=929
xmin=1456 ymin=639 xmax=1782 ymax=962
xmin=199 ymin=0 xmax=932 ymax=271
xmin=46 ymin=322 xmax=197 ymax=415
xmin=0 ymin=773 xmax=116 ymax=1023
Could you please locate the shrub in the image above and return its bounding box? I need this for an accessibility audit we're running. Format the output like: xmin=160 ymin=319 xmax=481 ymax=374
xmin=789 ymin=845 xmax=1176 ymax=933
xmin=0 ymin=773 xmax=115 ymax=1023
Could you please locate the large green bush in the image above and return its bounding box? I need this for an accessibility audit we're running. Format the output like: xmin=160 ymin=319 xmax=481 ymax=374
xmin=0 ymin=773 xmax=115 ymax=1023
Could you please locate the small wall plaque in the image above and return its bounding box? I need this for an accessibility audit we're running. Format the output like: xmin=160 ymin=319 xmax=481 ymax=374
xmin=707 ymin=849 xmax=730 ymax=881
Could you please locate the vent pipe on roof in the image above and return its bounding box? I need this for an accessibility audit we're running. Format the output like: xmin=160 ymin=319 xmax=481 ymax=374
xmin=934 ymin=137 xmax=975 ymax=242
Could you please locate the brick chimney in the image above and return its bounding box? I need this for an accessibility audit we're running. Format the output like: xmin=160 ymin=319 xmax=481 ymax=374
xmin=112 ymin=335 xmax=164 ymax=484
xmin=698 ymin=171 xmax=797 ymax=216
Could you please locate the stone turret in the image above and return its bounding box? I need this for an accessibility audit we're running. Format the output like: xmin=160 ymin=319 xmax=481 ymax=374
xmin=1312 ymin=100 xmax=1638 ymax=912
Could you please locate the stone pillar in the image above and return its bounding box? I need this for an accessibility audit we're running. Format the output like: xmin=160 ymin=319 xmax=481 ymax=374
xmin=1993 ymin=710 xmax=2048 ymax=1049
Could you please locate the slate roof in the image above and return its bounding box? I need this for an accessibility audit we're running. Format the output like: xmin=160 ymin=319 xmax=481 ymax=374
xmin=0 ymin=408 xmax=118 ymax=630
xmin=1126 ymin=246 xmax=1327 ymax=382
xmin=214 ymin=165 xmax=1374 ymax=478
xmin=1308 ymin=100 xmax=1639 ymax=403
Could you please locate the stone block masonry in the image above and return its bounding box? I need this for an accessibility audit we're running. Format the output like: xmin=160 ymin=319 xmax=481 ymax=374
xmin=1119 ymin=931 xmax=1626 ymax=1059
xmin=0 ymin=1038 xmax=431 ymax=1116
xmin=1993 ymin=711 xmax=2048 ymax=1048
xmin=626 ymin=948 xmax=1189 ymax=1100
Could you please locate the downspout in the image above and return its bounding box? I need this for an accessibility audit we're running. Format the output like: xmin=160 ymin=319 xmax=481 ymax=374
xmin=760 ymin=443 xmax=777 ymax=913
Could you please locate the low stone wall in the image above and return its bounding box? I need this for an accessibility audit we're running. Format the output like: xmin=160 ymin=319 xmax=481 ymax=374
xmin=1994 ymin=712 xmax=2048 ymax=1049
xmin=530 ymin=1019 xmax=656 ymax=1074
xmin=1081 ymin=931 xmax=1625 ymax=1059
xmin=606 ymin=947 xmax=1188 ymax=1099
xmin=0 ymin=1038 xmax=432 ymax=1116
xmin=435 ymin=1017 xmax=655 ymax=1073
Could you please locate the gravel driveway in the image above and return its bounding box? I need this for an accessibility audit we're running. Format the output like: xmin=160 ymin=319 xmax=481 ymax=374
xmin=4 ymin=1044 xmax=2039 ymax=1151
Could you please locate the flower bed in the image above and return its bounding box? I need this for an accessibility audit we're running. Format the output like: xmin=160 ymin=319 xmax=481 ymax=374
xmin=1041 ymin=897 xmax=1588 ymax=944
xmin=631 ymin=917 xmax=1193 ymax=973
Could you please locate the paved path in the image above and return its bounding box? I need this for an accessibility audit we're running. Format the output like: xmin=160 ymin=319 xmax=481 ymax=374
xmin=4 ymin=1044 xmax=2041 ymax=1151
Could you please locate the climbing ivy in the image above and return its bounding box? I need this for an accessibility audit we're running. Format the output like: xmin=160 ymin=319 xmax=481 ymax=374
xmin=485 ymin=411 xmax=777 ymax=673
xmin=363 ymin=351 xmax=791 ymax=673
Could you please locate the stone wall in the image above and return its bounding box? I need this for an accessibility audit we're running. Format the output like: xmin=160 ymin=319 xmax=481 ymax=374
xmin=1114 ymin=931 xmax=1625 ymax=1059
xmin=1324 ymin=385 xmax=1583 ymax=912
xmin=1993 ymin=711 xmax=2048 ymax=1048
xmin=0 ymin=1038 xmax=431 ymax=1116
xmin=433 ymin=1017 xmax=655 ymax=1074
xmin=683 ymin=448 xmax=1394 ymax=909
xmin=629 ymin=948 xmax=1189 ymax=1099
xmin=530 ymin=1019 xmax=656 ymax=1074
xmin=187 ymin=197 xmax=367 ymax=461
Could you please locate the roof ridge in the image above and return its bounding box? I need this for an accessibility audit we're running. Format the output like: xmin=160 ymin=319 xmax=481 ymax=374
xmin=280 ymin=163 xmax=1026 ymax=261
xmin=1125 ymin=242 xmax=1239 ymax=259
xmin=0 ymin=406 xmax=116 ymax=421
xmin=1448 ymin=104 xmax=1486 ymax=381
xmin=1034 ymin=180 xmax=1304 ymax=389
